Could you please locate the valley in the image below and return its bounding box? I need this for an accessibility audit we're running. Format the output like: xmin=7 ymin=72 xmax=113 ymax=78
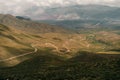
xmin=0 ymin=14 xmax=120 ymax=68
xmin=0 ymin=4 xmax=120 ymax=80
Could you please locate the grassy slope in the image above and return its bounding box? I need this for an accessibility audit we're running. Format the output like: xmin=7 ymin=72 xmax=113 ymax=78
xmin=0 ymin=24 xmax=37 ymax=67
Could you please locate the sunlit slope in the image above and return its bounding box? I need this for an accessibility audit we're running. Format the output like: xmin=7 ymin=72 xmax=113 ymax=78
xmin=0 ymin=23 xmax=67 ymax=67
xmin=0 ymin=24 xmax=36 ymax=67
xmin=0 ymin=14 xmax=119 ymax=55
xmin=0 ymin=23 xmax=120 ymax=67
xmin=19 ymin=31 xmax=120 ymax=54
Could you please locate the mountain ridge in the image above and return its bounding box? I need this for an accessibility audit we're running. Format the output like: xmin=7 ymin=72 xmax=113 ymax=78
xmin=34 ymin=4 xmax=120 ymax=20
xmin=0 ymin=14 xmax=69 ymax=33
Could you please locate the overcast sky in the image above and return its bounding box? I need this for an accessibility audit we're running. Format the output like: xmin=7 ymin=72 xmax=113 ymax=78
xmin=0 ymin=0 xmax=119 ymax=19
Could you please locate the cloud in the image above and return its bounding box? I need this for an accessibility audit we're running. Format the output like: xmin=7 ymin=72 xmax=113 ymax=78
xmin=57 ymin=13 xmax=81 ymax=20
xmin=0 ymin=0 xmax=119 ymax=19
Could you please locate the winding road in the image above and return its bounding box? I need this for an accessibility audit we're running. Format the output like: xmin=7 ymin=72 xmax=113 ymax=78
xmin=45 ymin=43 xmax=59 ymax=51
xmin=0 ymin=44 xmax=37 ymax=62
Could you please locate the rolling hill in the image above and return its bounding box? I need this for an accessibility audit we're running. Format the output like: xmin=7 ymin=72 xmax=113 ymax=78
xmin=0 ymin=13 xmax=119 ymax=68
xmin=0 ymin=24 xmax=36 ymax=67
xmin=0 ymin=14 xmax=68 ymax=33
xmin=0 ymin=22 xmax=120 ymax=68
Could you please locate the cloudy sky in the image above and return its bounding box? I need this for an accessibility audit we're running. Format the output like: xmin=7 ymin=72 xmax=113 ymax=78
xmin=0 ymin=0 xmax=119 ymax=19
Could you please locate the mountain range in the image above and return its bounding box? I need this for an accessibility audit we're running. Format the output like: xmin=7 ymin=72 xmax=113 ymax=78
xmin=33 ymin=5 xmax=120 ymax=20
xmin=36 ymin=5 xmax=120 ymax=31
